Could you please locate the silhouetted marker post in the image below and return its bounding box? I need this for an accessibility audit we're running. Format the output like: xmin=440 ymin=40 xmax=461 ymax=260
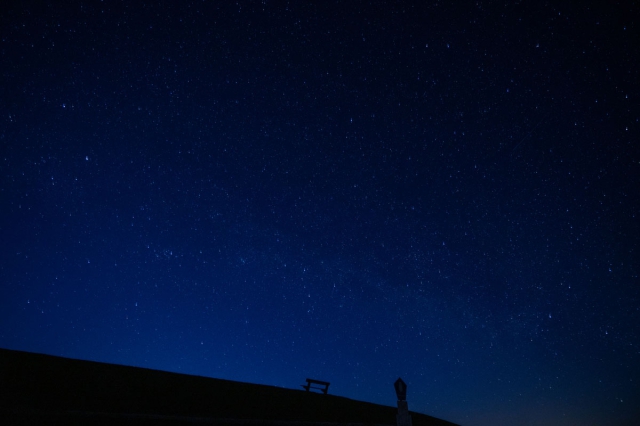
xmin=394 ymin=378 xmax=412 ymax=426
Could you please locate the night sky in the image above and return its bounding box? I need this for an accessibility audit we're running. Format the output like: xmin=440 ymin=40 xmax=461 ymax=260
xmin=1 ymin=1 xmax=639 ymax=425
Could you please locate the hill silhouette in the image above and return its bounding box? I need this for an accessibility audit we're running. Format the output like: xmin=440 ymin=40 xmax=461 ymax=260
xmin=0 ymin=348 xmax=457 ymax=425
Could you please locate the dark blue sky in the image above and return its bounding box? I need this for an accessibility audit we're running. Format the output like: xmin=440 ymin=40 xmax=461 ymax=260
xmin=1 ymin=1 xmax=639 ymax=425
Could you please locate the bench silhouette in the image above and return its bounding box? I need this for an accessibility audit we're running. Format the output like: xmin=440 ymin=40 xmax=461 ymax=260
xmin=301 ymin=378 xmax=330 ymax=394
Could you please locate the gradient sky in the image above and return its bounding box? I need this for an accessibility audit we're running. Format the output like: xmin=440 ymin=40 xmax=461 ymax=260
xmin=1 ymin=2 xmax=639 ymax=425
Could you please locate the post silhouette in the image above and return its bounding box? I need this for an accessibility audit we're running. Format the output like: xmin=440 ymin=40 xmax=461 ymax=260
xmin=394 ymin=378 xmax=412 ymax=426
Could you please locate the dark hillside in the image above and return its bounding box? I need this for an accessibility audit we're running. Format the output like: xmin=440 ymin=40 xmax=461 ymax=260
xmin=0 ymin=348 xmax=457 ymax=426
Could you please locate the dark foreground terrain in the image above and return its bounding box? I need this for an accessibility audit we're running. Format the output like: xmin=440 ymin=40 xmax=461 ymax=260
xmin=0 ymin=348 xmax=457 ymax=425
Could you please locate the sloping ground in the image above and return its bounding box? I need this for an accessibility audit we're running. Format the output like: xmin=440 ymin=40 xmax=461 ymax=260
xmin=0 ymin=348 xmax=458 ymax=426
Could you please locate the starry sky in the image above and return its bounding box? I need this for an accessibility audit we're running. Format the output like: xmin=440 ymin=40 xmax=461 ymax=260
xmin=1 ymin=1 xmax=639 ymax=425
